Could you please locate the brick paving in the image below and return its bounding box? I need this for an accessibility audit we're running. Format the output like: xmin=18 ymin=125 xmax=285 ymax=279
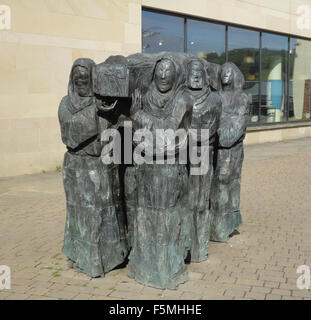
xmin=1 ymin=137 xmax=311 ymax=300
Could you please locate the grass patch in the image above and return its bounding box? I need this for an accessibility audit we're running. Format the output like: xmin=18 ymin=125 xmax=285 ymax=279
xmin=35 ymin=256 xmax=45 ymax=263
xmin=40 ymin=264 xmax=64 ymax=278
xmin=40 ymin=266 xmax=53 ymax=270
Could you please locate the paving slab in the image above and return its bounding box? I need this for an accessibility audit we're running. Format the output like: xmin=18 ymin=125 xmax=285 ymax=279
xmin=1 ymin=137 xmax=311 ymax=300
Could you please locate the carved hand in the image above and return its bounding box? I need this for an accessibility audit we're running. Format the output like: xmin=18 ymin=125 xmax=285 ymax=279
xmin=97 ymin=99 xmax=118 ymax=113
xmin=131 ymin=88 xmax=142 ymax=115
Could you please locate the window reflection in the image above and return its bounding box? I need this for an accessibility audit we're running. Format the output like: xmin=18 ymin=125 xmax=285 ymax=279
xmin=187 ymin=19 xmax=226 ymax=64
xmin=142 ymin=10 xmax=311 ymax=125
xmin=244 ymin=82 xmax=260 ymax=123
xmin=260 ymin=33 xmax=288 ymax=123
xmin=142 ymin=11 xmax=184 ymax=53
xmin=289 ymin=38 xmax=311 ymax=121
xmin=228 ymin=27 xmax=260 ymax=81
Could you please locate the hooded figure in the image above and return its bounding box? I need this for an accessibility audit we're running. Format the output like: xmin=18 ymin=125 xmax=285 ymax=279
xmin=185 ymin=57 xmax=222 ymax=262
xmin=127 ymin=53 xmax=193 ymax=289
xmin=209 ymin=62 xmax=250 ymax=242
xmin=59 ymin=58 xmax=127 ymax=278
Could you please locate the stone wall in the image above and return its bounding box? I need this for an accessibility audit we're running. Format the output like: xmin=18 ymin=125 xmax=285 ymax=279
xmin=143 ymin=0 xmax=311 ymax=38
xmin=245 ymin=124 xmax=311 ymax=145
xmin=0 ymin=0 xmax=141 ymax=177
xmin=0 ymin=0 xmax=311 ymax=177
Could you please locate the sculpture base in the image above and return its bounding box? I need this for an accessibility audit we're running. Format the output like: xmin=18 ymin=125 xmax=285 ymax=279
xmin=209 ymin=211 xmax=242 ymax=242
xmin=62 ymin=152 xmax=128 ymax=278
xmin=128 ymin=266 xmax=189 ymax=290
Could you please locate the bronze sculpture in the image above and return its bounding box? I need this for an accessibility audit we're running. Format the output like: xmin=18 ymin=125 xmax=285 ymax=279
xmin=59 ymin=54 xmax=249 ymax=289
xmin=186 ymin=58 xmax=222 ymax=262
xmin=127 ymin=54 xmax=193 ymax=289
xmin=209 ymin=62 xmax=250 ymax=242
xmin=59 ymin=58 xmax=128 ymax=278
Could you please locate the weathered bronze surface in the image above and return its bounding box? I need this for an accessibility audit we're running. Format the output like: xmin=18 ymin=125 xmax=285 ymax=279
xmin=209 ymin=62 xmax=250 ymax=242
xmin=59 ymin=54 xmax=249 ymax=288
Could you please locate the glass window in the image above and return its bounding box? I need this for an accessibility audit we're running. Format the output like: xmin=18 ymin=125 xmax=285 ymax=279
xmin=141 ymin=10 xmax=311 ymax=125
xmin=244 ymin=82 xmax=260 ymax=123
xmin=261 ymin=33 xmax=288 ymax=123
xmin=142 ymin=10 xmax=184 ymax=53
xmin=187 ymin=19 xmax=226 ymax=64
xmin=289 ymin=38 xmax=311 ymax=121
xmin=228 ymin=27 xmax=260 ymax=123
xmin=228 ymin=27 xmax=260 ymax=81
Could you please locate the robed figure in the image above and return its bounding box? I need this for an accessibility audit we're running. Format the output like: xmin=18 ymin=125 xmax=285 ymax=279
xmin=209 ymin=62 xmax=250 ymax=242
xmin=186 ymin=58 xmax=222 ymax=262
xmin=59 ymin=58 xmax=127 ymax=277
xmin=127 ymin=53 xmax=193 ymax=289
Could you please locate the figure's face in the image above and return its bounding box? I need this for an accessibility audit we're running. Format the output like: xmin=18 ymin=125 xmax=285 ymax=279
xmin=154 ymin=59 xmax=175 ymax=93
xmin=188 ymin=61 xmax=204 ymax=89
xmin=72 ymin=66 xmax=91 ymax=97
xmin=221 ymin=67 xmax=233 ymax=85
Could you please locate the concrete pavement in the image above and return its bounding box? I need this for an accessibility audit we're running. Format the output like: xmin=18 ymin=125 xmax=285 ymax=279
xmin=1 ymin=138 xmax=311 ymax=300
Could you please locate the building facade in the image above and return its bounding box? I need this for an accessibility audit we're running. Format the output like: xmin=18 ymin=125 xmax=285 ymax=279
xmin=0 ymin=0 xmax=311 ymax=177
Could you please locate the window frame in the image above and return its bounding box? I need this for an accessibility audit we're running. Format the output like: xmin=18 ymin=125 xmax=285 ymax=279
xmin=142 ymin=7 xmax=311 ymax=127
